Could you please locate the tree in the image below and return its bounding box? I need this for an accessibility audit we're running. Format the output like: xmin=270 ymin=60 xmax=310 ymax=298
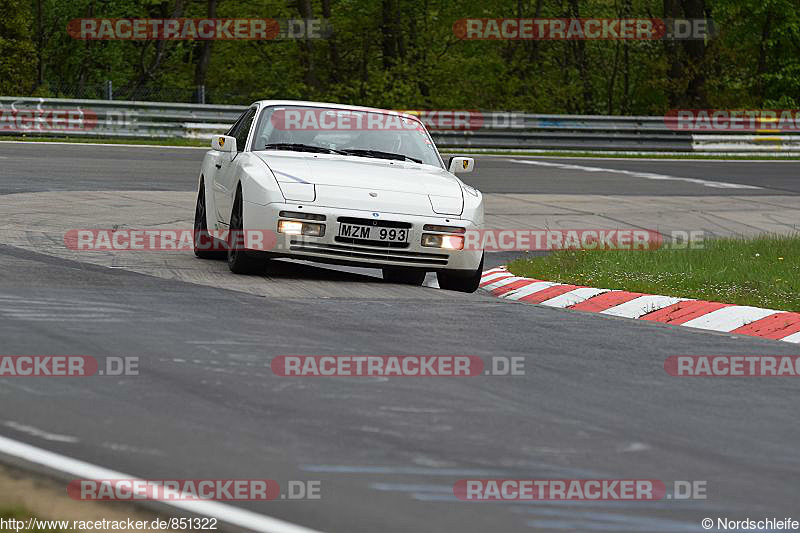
xmin=0 ymin=0 xmax=36 ymax=94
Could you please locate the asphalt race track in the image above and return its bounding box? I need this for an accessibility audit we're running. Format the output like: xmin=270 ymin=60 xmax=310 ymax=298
xmin=3 ymin=142 xmax=800 ymax=195
xmin=1 ymin=142 xmax=799 ymax=532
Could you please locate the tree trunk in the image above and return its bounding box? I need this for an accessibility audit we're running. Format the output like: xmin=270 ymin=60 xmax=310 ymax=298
xmin=194 ymin=0 xmax=217 ymax=92
xmin=681 ymin=0 xmax=706 ymax=107
xmin=77 ymin=0 xmax=96 ymax=95
xmin=663 ymin=0 xmax=682 ymax=107
xmin=296 ymin=0 xmax=318 ymax=89
xmin=320 ymin=0 xmax=341 ymax=83
xmin=621 ymin=0 xmax=632 ymax=113
xmin=35 ymin=0 xmax=44 ymax=89
xmin=381 ymin=0 xmax=398 ymax=68
xmin=569 ymin=0 xmax=593 ymax=113
xmin=529 ymin=0 xmax=544 ymax=64
xmin=755 ymin=10 xmax=773 ymax=104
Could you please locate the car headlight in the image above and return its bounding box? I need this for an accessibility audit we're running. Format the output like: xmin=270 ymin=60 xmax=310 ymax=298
xmin=421 ymin=233 xmax=464 ymax=250
xmin=279 ymin=210 xmax=326 ymax=221
xmin=278 ymin=220 xmax=325 ymax=237
xmin=423 ymin=224 xmax=466 ymax=234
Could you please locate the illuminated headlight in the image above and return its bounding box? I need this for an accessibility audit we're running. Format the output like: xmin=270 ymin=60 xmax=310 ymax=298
xmin=421 ymin=233 xmax=464 ymax=250
xmin=278 ymin=220 xmax=325 ymax=237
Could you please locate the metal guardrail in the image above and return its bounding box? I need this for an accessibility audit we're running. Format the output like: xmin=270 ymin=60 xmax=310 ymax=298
xmin=0 ymin=97 xmax=241 ymax=140
xmin=0 ymin=96 xmax=796 ymax=153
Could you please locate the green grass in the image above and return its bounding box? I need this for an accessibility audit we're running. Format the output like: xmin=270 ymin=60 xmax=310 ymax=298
xmin=440 ymin=150 xmax=800 ymax=160
xmin=0 ymin=135 xmax=208 ymax=147
xmin=507 ymin=234 xmax=800 ymax=312
xmin=0 ymin=507 xmax=71 ymax=532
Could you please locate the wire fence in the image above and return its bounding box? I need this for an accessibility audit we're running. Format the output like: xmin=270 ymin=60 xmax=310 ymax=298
xmin=31 ymin=82 xmax=250 ymax=105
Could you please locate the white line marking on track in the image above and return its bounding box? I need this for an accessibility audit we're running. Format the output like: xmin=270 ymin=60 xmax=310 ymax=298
xmin=3 ymin=421 xmax=78 ymax=443
xmin=422 ymin=273 xmax=440 ymax=288
xmin=503 ymin=281 xmax=560 ymax=300
xmin=539 ymin=287 xmax=609 ymax=308
xmin=681 ymin=306 xmax=781 ymax=332
xmin=508 ymin=159 xmax=762 ymax=189
xmin=621 ymin=442 xmax=651 ymax=453
xmin=302 ymin=465 xmax=507 ymax=476
xmin=0 ymin=435 xmax=324 ymax=533
xmin=781 ymin=331 xmax=800 ymax=343
xmin=482 ymin=276 xmax=527 ymax=291
xmin=463 ymin=153 xmax=800 ymax=162
xmin=480 ymin=272 xmax=512 ymax=285
xmin=600 ymin=295 xmax=687 ymax=319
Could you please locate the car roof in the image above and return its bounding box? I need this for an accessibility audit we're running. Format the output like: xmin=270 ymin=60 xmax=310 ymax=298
xmin=249 ymin=100 xmax=422 ymax=122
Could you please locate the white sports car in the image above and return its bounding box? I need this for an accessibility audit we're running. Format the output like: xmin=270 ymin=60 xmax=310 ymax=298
xmin=193 ymin=100 xmax=484 ymax=292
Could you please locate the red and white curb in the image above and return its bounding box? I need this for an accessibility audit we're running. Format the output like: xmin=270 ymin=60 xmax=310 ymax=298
xmin=480 ymin=267 xmax=800 ymax=344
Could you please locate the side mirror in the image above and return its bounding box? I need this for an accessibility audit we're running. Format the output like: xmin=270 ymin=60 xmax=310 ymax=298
xmin=212 ymin=135 xmax=237 ymax=153
xmin=448 ymin=156 xmax=475 ymax=174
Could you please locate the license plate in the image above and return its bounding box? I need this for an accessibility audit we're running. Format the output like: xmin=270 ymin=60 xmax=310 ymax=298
xmin=338 ymin=223 xmax=409 ymax=243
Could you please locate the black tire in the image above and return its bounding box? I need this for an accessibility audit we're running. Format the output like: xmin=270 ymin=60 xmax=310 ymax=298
xmin=227 ymin=187 xmax=265 ymax=274
xmin=194 ymin=182 xmax=227 ymax=259
xmin=437 ymin=253 xmax=484 ymax=293
xmin=382 ymin=267 xmax=426 ymax=286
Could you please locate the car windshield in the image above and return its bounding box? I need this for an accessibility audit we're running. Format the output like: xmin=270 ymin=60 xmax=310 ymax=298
xmin=252 ymin=105 xmax=442 ymax=167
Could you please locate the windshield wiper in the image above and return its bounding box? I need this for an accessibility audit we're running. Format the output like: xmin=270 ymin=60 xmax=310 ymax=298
xmin=263 ymin=143 xmax=346 ymax=155
xmin=339 ymin=149 xmax=422 ymax=164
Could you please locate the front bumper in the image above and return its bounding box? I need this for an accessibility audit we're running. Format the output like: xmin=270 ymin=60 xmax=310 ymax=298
xmin=243 ymin=200 xmax=483 ymax=272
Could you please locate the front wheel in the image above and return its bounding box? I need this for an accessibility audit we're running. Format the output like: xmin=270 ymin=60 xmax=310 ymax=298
xmin=437 ymin=254 xmax=484 ymax=293
xmin=382 ymin=267 xmax=426 ymax=286
xmin=194 ymin=182 xmax=226 ymax=259
xmin=227 ymin=187 xmax=265 ymax=275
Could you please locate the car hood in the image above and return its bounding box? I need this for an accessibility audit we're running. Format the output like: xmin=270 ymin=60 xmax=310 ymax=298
xmin=254 ymin=151 xmax=462 ymax=197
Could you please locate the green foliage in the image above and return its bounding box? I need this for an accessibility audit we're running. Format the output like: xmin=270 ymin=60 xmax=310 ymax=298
xmin=0 ymin=0 xmax=36 ymax=94
xmin=4 ymin=0 xmax=800 ymax=111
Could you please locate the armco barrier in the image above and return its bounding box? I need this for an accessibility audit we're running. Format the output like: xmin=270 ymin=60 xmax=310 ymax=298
xmin=0 ymin=96 xmax=797 ymax=153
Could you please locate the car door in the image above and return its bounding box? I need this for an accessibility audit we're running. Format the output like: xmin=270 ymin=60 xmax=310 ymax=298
xmin=213 ymin=106 xmax=257 ymax=226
